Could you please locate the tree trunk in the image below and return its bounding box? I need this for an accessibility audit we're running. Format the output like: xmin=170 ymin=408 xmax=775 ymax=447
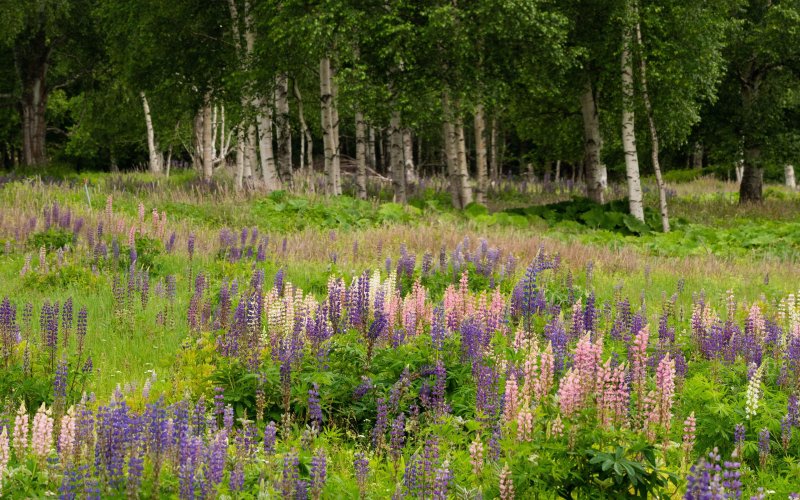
xmin=17 ymin=27 xmax=50 ymax=167
xmin=739 ymin=147 xmax=763 ymax=203
xmin=140 ymin=92 xmax=163 ymax=174
xmin=320 ymin=57 xmax=341 ymax=195
xmin=293 ymin=80 xmax=313 ymax=175
xmin=456 ymin=117 xmax=473 ymax=207
xmin=785 ymin=164 xmax=796 ymax=190
xmin=330 ymin=69 xmax=342 ymax=195
xmin=692 ymin=142 xmax=703 ymax=169
xmin=489 ymin=115 xmax=500 ymax=184
xmin=235 ymin=126 xmax=245 ymax=191
xmin=555 ymin=159 xmax=561 ymax=182
xmin=390 ymin=111 xmax=406 ymax=203
xmin=202 ymin=95 xmax=214 ymax=181
xmin=403 ymin=128 xmax=416 ymax=185
xmin=621 ymin=18 xmax=644 ymax=221
xmin=355 ymin=110 xmax=368 ymax=199
xmin=256 ymin=98 xmax=280 ymax=191
xmin=367 ymin=126 xmax=376 ymax=172
xmin=275 ymin=73 xmax=292 ymax=185
xmin=580 ymin=81 xmax=605 ymax=203
xmin=474 ymin=104 xmax=488 ymax=204
xmin=635 ymin=15 xmax=669 ymax=232
xmin=245 ymin=124 xmax=256 ymax=187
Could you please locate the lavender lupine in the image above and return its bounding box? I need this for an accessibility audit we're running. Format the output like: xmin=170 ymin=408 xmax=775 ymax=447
xmin=685 ymin=448 xmax=742 ymax=499
xmin=281 ymin=451 xmax=300 ymax=498
xmin=734 ymin=423 xmax=746 ymax=458
xmin=759 ymin=428 xmax=770 ymax=468
xmin=308 ymin=383 xmax=323 ymax=429
xmin=389 ymin=413 xmax=405 ymax=463
xmin=310 ymin=448 xmax=327 ymax=499
xmin=354 ymin=452 xmax=369 ymax=498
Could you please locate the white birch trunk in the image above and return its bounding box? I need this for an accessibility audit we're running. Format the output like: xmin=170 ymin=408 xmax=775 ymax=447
xmin=356 ymin=110 xmax=368 ymax=199
xmin=635 ymin=15 xmax=669 ymax=232
xmin=456 ymin=118 xmax=473 ymax=206
xmin=256 ymin=98 xmax=280 ymax=191
xmin=621 ymin=20 xmax=644 ymax=221
xmin=403 ymin=128 xmax=416 ymax=185
xmin=202 ymin=94 xmax=214 ymax=181
xmin=474 ymin=104 xmax=488 ymax=204
xmin=293 ymin=80 xmax=313 ymax=175
xmin=785 ymin=164 xmax=796 ymax=190
xmin=235 ymin=126 xmax=245 ymax=191
xmin=489 ymin=115 xmax=499 ymax=183
xmin=320 ymin=58 xmax=337 ymax=194
xmin=330 ymin=67 xmax=342 ymax=195
xmin=140 ymin=92 xmax=162 ymax=174
xmin=275 ymin=73 xmax=292 ymax=184
xmin=580 ymin=81 xmax=605 ymax=204
xmin=390 ymin=111 xmax=406 ymax=203
xmin=367 ymin=126 xmax=376 ymax=171
xmin=555 ymin=159 xmax=561 ymax=183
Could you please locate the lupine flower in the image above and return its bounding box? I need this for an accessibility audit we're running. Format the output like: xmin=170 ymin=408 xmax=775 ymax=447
xmin=685 ymin=448 xmax=741 ymax=499
xmin=371 ymin=398 xmax=388 ymax=449
xmin=59 ymin=406 xmax=77 ymax=459
xmin=281 ymin=451 xmax=300 ymax=498
xmin=503 ymin=375 xmax=519 ymax=423
xmin=389 ymin=413 xmax=405 ymax=463
xmin=734 ymin=423 xmax=745 ymax=458
xmin=682 ymin=412 xmax=697 ymax=457
xmin=745 ymin=362 xmax=764 ymax=420
xmin=308 ymin=383 xmax=323 ymax=429
xmin=469 ymin=434 xmax=484 ymax=476
xmin=499 ymin=464 xmax=515 ymax=500
xmin=0 ymin=426 xmax=9 ymax=491
xmin=781 ymin=415 xmax=792 ymax=451
xmin=263 ymin=421 xmax=277 ymax=455
xmin=310 ymin=448 xmax=327 ymax=500
xmin=759 ymin=428 xmax=770 ymax=468
xmin=31 ymin=403 xmax=53 ymax=458
xmin=432 ymin=461 xmax=452 ymax=500
xmin=12 ymin=401 xmax=29 ymax=457
xmin=517 ymin=405 xmax=534 ymax=442
xmin=354 ymin=452 xmax=369 ymax=497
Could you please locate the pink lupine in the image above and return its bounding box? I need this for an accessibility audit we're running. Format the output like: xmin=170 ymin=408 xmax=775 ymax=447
xmin=443 ymin=284 xmax=461 ymax=330
xmin=499 ymin=464 xmax=515 ymax=500
xmin=503 ymin=376 xmax=519 ymax=423
xmin=31 ymin=403 xmax=53 ymax=458
xmin=0 ymin=426 xmax=9 ymax=490
xmin=557 ymin=369 xmax=584 ymax=419
xmin=138 ymin=202 xmax=145 ymax=228
xmin=631 ymin=325 xmax=650 ymax=411
xmin=489 ymin=289 xmax=506 ymax=334
xmin=535 ymin=343 xmax=555 ymax=402
xmin=597 ymin=359 xmax=628 ymax=429
xmin=573 ymin=334 xmax=602 ymax=392
xmin=516 ymin=405 xmax=534 ymax=442
xmin=469 ymin=434 xmax=484 ymax=476
xmin=12 ymin=401 xmax=28 ymax=458
xmin=521 ymin=349 xmax=538 ymax=402
xmin=644 ymin=354 xmax=676 ymax=442
xmin=682 ymin=412 xmax=696 ymax=457
xmin=105 ymin=195 xmax=113 ymax=222
xmin=128 ymin=225 xmax=136 ymax=247
xmin=59 ymin=406 xmax=77 ymax=461
xmin=747 ymin=304 xmax=765 ymax=341
xmin=551 ymin=415 xmax=564 ymax=438
xmin=151 ymin=208 xmax=159 ymax=232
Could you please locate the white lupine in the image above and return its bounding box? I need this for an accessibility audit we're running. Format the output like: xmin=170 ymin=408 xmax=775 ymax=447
xmin=745 ymin=363 xmax=764 ymax=420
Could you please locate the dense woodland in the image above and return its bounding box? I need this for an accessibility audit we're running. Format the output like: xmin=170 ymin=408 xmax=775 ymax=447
xmin=2 ymin=0 xmax=799 ymax=214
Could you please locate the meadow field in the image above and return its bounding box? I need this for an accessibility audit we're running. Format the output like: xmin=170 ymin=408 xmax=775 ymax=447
xmin=0 ymin=171 xmax=798 ymax=498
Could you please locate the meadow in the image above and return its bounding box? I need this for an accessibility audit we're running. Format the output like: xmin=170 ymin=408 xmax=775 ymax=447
xmin=0 ymin=170 xmax=799 ymax=498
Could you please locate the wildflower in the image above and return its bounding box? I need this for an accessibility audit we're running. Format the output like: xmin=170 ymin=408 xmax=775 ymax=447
xmin=759 ymin=428 xmax=770 ymax=468
xmin=469 ymin=434 xmax=484 ymax=476
xmin=12 ymin=401 xmax=29 ymax=458
xmin=682 ymin=412 xmax=697 ymax=457
xmin=499 ymin=464 xmax=515 ymax=500
xmin=310 ymin=448 xmax=327 ymax=500
xmin=745 ymin=362 xmax=764 ymax=420
xmin=31 ymin=403 xmax=53 ymax=458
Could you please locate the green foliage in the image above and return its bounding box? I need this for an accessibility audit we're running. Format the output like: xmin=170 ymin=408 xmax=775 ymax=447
xmin=27 ymin=229 xmax=73 ymax=251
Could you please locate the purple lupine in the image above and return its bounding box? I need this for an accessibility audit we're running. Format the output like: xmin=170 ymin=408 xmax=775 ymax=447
xmin=431 ymin=306 xmax=446 ymax=351
xmin=432 ymin=462 xmax=452 ymax=500
xmin=206 ymin=429 xmax=227 ymax=487
xmin=54 ymin=357 xmax=68 ymax=400
xmin=372 ymin=398 xmax=389 ymax=449
xmin=280 ymin=451 xmax=300 ymax=498
xmin=187 ymin=233 xmax=195 ymax=260
xmin=62 ymin=297 xmax=73 ymax=346
xmin=310 ymin=448 xmax=327 ymax=499
xmin=781 ymin=415 xmax=793 ymax=451
xmin=545 ymin=318 xmax=568 ymax=373
xmin=223 ymin=404 xmax=234 ymax=432
xmin=353 ymin=377 xmax=373 ymax=400
xmin=166 ymin=232 xmax=176 ymax=253
xmin=354 ymin=452 xmax=369 ymax=496
xmin=389 ymin=413 xmax=405 ymax=462
xmin=263 ymin=421 xmax=277 ymax=455
xmin=788 ymin=394 xmax=799 ymax=427
xmin=308 ymin=383 xmax=323 ymax=429
xmin=759 ymin=428 xmax=770 ymax=467
xmin=431 ymin=359 xmax=449 ymax=417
